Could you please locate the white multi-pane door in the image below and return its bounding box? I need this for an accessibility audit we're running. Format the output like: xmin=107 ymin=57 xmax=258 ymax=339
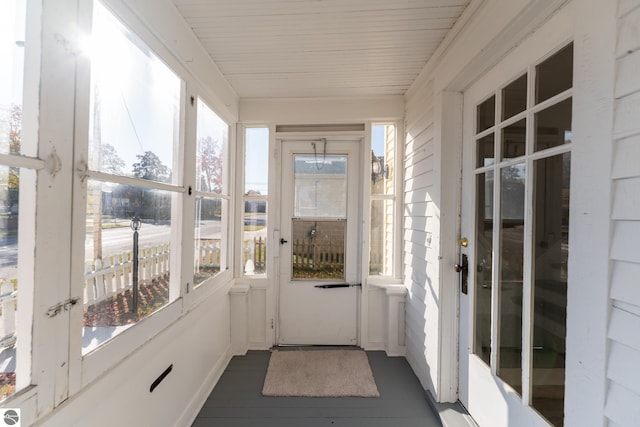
xmin=458 ymin=30 xmax=573 ymax=427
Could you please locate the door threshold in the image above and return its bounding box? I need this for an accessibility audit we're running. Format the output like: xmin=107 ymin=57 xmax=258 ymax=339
xmin=271 ymin=345 xmax=362 ymax=351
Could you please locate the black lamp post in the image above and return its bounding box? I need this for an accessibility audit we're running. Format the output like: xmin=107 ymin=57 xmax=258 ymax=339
xmin=130 ymin=215 xmax=142 ymax=316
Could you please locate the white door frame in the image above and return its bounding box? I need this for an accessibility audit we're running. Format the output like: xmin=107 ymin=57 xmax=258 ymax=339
xmin=419 ymin=0 xmax=573 ymax=407
xmin=276 ymin=138 xmax=362 ymax=345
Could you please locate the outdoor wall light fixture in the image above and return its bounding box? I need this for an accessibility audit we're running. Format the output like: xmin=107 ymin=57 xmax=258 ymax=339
xmin=371 ymin=151 xmax=389 ymax=182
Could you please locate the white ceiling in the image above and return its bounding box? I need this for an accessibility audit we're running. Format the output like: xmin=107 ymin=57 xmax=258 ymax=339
xmin=172 ymin=0 xmax=471 ymax=99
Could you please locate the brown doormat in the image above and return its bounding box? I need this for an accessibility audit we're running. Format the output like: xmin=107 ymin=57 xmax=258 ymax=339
xmin=262 ymin=349 xmax=380 ymax=397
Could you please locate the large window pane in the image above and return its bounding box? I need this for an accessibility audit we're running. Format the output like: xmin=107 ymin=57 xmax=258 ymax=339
xmin=536 ymin=44 xmax=573 ymax=104
xmin=477 ymin=134 xmax=495 ymax=168
xmin=89 ymin=2 xmax=180 ymax=184
xmin=243 ymin=200 xmax=266 ymax=275
xmin=502 ymin=119 xmax=526 ymax=161
xmin=243 ymin=127 xmax=268 ymax=276
xmin=477 ymin=95 xmax=495 ymax=133
xmin=244 ymin=128 xmax=268 ymax=196
xmin=370 ymin=124 xmax=396 ymax=278
xmin=194 ymin=100 xmax=229 ymax=284
xmin=83 ymin=180 xmax=174 ymax=354
xmin=0 ymin=167 xmax=20 ymax=399
xmin=497 ymin=164 xmax=526 ymax=394
xmin=196 ymin=99 xmax=228 ymax=194
xmin=292 ymin=220 xmax=344 ymax=280
xmin=369 ymin=199 xmax=393 ymax=276
xmin=194 ymin=197 xmax=224 ymax=286
xmin=294 ymin=154 xmax=346 ymax=218
xmin=535 ymin=98 xmax=572 ymax=152
xmin=0 ymin=1 xmax=25 ymax=157
xmin=474 ymin=171 xmax=493 ymax=365
xmin=532 ymin=153 xmax=570 ymax=426
xmin=502 ymin=74 xmax=527 ymax=121
xmin=371 ymin=125 xmax=394 ymax=195
xmin=0 ymin=0 xmax=27 ymax=401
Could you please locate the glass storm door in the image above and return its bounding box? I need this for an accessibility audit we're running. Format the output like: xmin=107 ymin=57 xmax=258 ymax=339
xmin=458 ymin=42 xmax=573 ymax=427
xmin=278 ymin=140 xmax=360 ymax=345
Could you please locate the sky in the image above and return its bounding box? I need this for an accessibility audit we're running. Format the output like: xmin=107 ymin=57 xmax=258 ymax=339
xmin=0 ymin=1 xmax=25 ymax=109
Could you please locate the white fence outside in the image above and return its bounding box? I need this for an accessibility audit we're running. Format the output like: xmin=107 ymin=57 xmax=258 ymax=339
xmin=0 ymin=241 xmax=224 ymax=349
xmin=0 ymin=280 xmax=17 ymax=348
xmin=84 ymin=241 xmax=223 ymax=306
xmin=84 ymin=244 xmax=171 ymax=305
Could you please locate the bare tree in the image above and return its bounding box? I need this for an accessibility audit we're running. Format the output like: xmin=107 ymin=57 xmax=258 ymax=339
xmin=132 ymin=151 xmax=171 ymax=182
xmin=101 ymin=143 xmax=125 ymax=175
xmin=197 ymin=136 xmax=223 ymax=193
xmin=7 ymin=105 xmax=21 ymax=190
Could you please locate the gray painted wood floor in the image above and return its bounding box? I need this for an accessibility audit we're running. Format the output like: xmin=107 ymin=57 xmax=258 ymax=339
xmin=192 ymin=350 xmax=443 ymax=427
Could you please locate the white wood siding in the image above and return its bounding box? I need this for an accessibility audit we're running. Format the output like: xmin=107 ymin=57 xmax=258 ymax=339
xmin=606 ymin=2 xmax=640 ymax=426
xmin=403 ymin=78 xmax=439 ymax=392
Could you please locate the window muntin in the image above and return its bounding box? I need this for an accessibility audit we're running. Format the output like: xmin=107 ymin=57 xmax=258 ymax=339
xmin=471 ymin=43 xmax=572 ymax=423
xmin=369 ymin=124 xmax=397 ymax=277
xmin=82 ymin=3 xmax=184 ymax=354
xmin=242 ymin=127 xmax=268 ymax=276
xmin=193 ymin=99 xmax=229 ymax=288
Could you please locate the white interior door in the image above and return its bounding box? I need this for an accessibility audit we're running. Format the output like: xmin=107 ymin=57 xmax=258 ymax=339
xmin=277 ymin=139 xmax=360 ymax=345
xmin=458 ymin=32 xmax=573 ymax=427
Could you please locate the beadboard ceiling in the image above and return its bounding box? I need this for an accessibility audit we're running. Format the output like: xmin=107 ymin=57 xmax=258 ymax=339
xmin=172 ymin=0 xmax=471 ymax=98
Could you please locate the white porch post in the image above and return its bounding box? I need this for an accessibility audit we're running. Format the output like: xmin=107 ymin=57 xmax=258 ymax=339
xmin=229 ymin=283 xmax=250 ymax=355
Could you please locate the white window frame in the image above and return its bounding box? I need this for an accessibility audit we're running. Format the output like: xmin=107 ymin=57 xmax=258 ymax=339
xmin=69 ymin=0 xmax=237 ymax=392
xmin=366 ymin=121 xmax=404 ymax=284
xmin=236 ymin=125 xmax=270 ymax=279
xmin=190 ymin=96 xmax=234 ymax=294
xmin=0 ymin=0 xmax=42 ymax=413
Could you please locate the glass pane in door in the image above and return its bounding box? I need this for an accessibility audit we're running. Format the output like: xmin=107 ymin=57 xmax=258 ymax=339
xmin=502 ymin=74 xmax=527 ymax=120
xmin=291 ymin=220 xmax=345 ymax=280
xmin=292 ymin=153 xmax=347 ymax=280
xmin=474 ymin=171 xmax=494 ymax=365
xmin=477 ymin=95 xmax=496 ymax=133
xmin=294 ymin=154 xmax=346 ymax=218
xmin=497 ymin=163 xmax=526 ymax=394
xmin=531 ymin=153 xmax=570 ymax=426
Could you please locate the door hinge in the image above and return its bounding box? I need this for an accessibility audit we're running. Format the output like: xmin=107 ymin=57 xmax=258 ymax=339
xmin=46 ymin=297 xmax=81 ymax=318
xmin=271 ymin=318 xmax=275 ymax=329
